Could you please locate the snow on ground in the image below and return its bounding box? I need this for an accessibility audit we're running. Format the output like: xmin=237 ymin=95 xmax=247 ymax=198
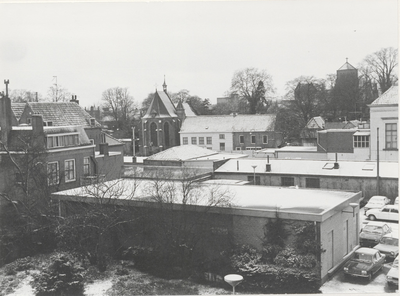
xmin=84 ymin=279 xmax=113 ymax=296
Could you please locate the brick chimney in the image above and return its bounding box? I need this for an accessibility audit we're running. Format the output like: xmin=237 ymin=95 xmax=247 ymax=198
xmin=70 ymin=95 xmax=79 ymax=105
xmin=99 ymin=143 xmax=109 ymax=156
xmin=31 ymin=114 xmax=45 ymax=149
xmin=0 ymin=93 xmax=12 ymax=145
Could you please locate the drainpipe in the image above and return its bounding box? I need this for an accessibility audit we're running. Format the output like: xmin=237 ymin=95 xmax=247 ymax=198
xmin=376 ymin=128 xmax=380 ymax=195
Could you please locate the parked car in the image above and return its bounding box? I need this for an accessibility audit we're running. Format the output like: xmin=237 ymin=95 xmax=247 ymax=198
xmin=343 ymin=247 xmax=386 ymax=281
xmin=373 ymin=232 xmax=399 ymax=261
xmin=364 ymin=196 xmax=391 ymax=214
xmin=359 ymin=221 xmax=392 ymax=248
xmin=366 ymin=205 xmax=399 ymax=222
xmin=386 ymin=256 xmax=399 ymax=287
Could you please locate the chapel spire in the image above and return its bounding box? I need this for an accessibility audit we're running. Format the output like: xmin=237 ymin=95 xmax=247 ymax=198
xmin=163 ymin=75 xmax=167 ymax=93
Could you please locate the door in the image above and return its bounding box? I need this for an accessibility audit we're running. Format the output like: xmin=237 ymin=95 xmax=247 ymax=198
xmin=327 ymin=230 xmax=334 ymax=269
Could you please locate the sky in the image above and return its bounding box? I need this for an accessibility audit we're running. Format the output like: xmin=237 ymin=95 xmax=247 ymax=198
xmin=0 ymin=0 xmax=398 ymax=108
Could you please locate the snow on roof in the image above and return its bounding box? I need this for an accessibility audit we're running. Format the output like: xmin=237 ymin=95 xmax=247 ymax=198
xmin=215 ymin=158 xmax=398 ymax=179
xmin=370 ymin=85 xmax=398 ymax=106
xmin=145 ymin=145 xmax=218 ymax=161
xmin=180 ymin=114 xmax=276 ymax=133
xmin=53 ymin=178 xmax=356 ymax=217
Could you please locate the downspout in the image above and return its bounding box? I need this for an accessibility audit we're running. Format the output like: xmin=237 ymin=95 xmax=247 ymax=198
xmin=376 ymin=127 xmax=380 ymax=195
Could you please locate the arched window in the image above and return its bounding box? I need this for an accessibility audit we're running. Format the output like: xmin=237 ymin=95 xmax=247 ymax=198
xmin=150 ymin=122 xmax=158 ymax=147
xmin=164 ymin=122 xmax=170 ymax=148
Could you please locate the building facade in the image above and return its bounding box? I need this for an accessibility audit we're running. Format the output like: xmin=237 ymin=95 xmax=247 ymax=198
xmin=180 ymin=114 xmax=283 ymax=152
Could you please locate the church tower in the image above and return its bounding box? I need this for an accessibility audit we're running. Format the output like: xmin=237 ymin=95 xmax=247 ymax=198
xmin=333 ymin=58 xmax=360 ymax=120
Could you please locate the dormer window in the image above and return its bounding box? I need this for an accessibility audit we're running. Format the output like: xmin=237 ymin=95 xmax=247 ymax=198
xmin=46 ymin=133 xmax=80 ymax=149
xmin=90 ymin=118 xmax=96 ymax=126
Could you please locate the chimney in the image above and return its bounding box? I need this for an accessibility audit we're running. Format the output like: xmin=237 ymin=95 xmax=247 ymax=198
xmin=0 ymin=92 xmax=12 ymax=145
xmin=99 ymin=143 xmax=109 ymax=156
xmin=334 ymin=153 xmax=339 ymax=169
xmin=265 ymin=155 xmax=271 ymax=172
xmin=70 ymin=95 xmax=79 ymax=105
xmin=32 ymin=114 xmax=44 ymax=134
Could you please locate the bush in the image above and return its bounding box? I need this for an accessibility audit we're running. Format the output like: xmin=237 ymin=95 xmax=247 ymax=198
xmin=3 ymin=256 xmax=34 ymax=275
xmin=274 ymin=248 xmax=318 ymax=269
xmin=31 ymin=252 xmax=85 ymax=296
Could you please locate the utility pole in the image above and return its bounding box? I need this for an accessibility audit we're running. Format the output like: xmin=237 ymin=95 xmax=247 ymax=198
xmin=376 ymin=128 xmax=380 ymax=195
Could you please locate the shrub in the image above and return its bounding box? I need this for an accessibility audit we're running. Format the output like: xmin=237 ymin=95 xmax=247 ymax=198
xmin=31 ymin=252 xmax=85 ymax=296
xmin=3 ymin=256 xmax=34 ymax=275
xmin=274 ymin=248 xmax=318 ymax=269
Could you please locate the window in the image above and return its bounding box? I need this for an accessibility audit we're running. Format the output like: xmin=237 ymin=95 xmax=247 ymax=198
xmin=239 ymin=135 xmax=244 ymax=144
xmin=386 ymin=123 xmax=397 ymax=149
xmin=236 ymin=147 xmax=241 ymax=151
xmin=199 ymin=137 xmax=204 ymax=145
xmin=65 ymin=159 xmax=76 ymax=182
xmin=83 ymin=157 xmax=90 ymax=176
xmin=219 ymin=134 xmax=225 ymax=140
xmin=354 ymin=135 xmax=369 ymax=148
xmin=281 ymin=177 xmax=294 ymax=187
xmin=191 ymin=137 xmax=197 ymax=145
xmin=251 ymin=135 xmax=256 ymax=144
xmin=392 ymin=208 xmax=398 ymax=213
xmin=47 ymin=161 xmax=59 ymax=186
xmin=382 ymin=208 xmax=390 ymax=213
xmin=220 ymin=143 xmax=225 ymax=151
xmin=206 ymin=137 xmax=212 ymax=145
xmin=46 ymin=133 xmax=79 ymax=149
xmin=306 ymin=178 xmax=320 ymax=188
xmin=248 ymin=176 xmax=260 ymax=185
xmin=182 ymin=137 xmax=188 ymax=145
xmin=263 ymin=135 xmax=268 ymax=144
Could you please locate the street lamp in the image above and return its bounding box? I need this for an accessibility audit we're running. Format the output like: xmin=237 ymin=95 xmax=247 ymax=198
xmin=251 ymin=165 xmax=257 ymax=185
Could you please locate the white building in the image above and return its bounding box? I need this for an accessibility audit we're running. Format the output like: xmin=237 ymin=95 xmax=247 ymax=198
xmin=369 ymin=85 xmax=398 ymax=162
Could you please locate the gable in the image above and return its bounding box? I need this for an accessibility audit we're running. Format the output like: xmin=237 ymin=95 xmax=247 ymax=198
xmin=143 ymin=91 xmax=177 ymax=119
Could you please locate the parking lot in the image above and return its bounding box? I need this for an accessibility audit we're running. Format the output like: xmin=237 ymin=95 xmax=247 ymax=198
xmin=320 ymin=208 xmax=398 ymax=293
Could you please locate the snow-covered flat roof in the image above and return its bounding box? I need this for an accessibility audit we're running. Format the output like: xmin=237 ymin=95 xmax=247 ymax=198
xmin=53 ymin=178 xmax=358 ymax=219
xmin=215 ymin=158 xmax=398 ymax=179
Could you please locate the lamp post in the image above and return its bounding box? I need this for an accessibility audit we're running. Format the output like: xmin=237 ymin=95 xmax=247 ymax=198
xmin=251 ymin=165 xmax=257 ymax=185
xmin=224 ymin=274 xmax=243 ymax=295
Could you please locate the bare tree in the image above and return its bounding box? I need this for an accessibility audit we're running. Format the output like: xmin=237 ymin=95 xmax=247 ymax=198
xmin=46 ymin=83 xmax=71 ymax=102
xmin=360 ymin=47 xmax=398 ymax=93
xmin=230 ymin=68 xmax=275 ymax=114
xmin=9 ymin=89 xmax=41 ymax=103
xmin=138 ymin=167 xmax=234 ymax=273
xmin=101 ymin=87 xmax=137 ymax=128
xmin=56 ymin=178 xmax=142 ymax=270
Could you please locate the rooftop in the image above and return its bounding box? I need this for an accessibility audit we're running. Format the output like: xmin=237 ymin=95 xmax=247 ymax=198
xmin=215 ymin=158 xmax=398 ymax=179
xmin=180 ymin=114 xmax=276 ymax=133
xmin=52 ymin=178 xmax=358 ymax=219
xmin=370 ymin=85 xmax=398 ymax=106
xmin=25 ymin=102 xmax=100 ymax=127
xmin=145 ymin=145 xmax=218 ymax=161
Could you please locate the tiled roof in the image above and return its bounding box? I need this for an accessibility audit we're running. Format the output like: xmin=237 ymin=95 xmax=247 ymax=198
xmin=180 ymin=114 xmax=276 ymax=133
xmin=146 ymin=145 xmax=218 ymax=161
xmin=143 ymin=91 xmax=177 ymax=119
xmin=26 ymin=102 xmax=100 ymax=127
xmin=370 ymin=86 xmax=398 ymax=106
xmin=11 ymin=103 xmax=26 ymax=120
xmin=338 ymin=62 xmax=357 ymax=71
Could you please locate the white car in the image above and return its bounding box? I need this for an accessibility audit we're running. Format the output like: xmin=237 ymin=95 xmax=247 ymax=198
xmin=387 ymin=256 xmax=398 ymax=287
xmin=364 ymin=195 xmax=391 ymax=214
xmin=366 ymin=205 xmax=399 ymax=222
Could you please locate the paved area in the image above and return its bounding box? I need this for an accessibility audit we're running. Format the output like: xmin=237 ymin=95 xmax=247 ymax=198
xmin=321 ymin=207 xmax=398 ymax=293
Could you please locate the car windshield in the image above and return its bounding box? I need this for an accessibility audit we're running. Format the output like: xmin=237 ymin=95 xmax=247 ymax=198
xmin=354 ymin=253 xmax=373 ymax=262
xmin=363 ymin=225 xmax=383 ymax=234
xmin=380 ymin=237 xmax=398 ymax=246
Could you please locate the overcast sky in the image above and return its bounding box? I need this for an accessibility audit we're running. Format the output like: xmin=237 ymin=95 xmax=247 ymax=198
xmin=0 ymin=0 xmax=398 ymax=108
